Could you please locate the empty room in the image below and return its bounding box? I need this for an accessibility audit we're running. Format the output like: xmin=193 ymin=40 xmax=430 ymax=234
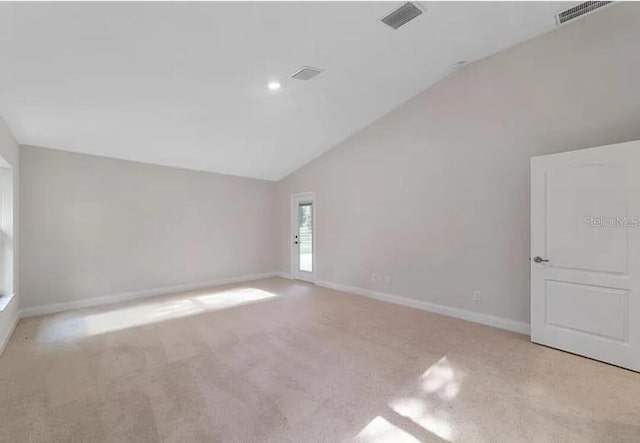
xmin=1 ymin=1 xmax=640 ymax=441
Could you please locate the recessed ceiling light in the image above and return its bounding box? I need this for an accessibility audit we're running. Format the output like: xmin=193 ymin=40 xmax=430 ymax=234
xmin=267 ymin=81 xmax=281 ymax=91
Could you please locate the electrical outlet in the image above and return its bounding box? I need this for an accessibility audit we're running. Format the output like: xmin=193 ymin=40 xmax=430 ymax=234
xmin=473 ymin=290 xmax=482 ymax=301
xmin=371 ymin=273 xmax=378 ymax=283
xmin=384 ymin=275 xmax=393 ymax=285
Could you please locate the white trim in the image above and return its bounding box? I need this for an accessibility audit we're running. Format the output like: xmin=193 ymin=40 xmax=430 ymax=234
xmin=0 ymin=311 xmax=19 ymax=358
xmin=315 ymin=280 xmax=530 ymax=335
xmin=276 ymin=271 xmax=292 ymax=279
xmin=290 ymin=191 xmax=316 ymax=283
xmin=19 ymin=272 xmax=279 ymax=318
xmin=0 ymin=292 xmax=15 ymax=312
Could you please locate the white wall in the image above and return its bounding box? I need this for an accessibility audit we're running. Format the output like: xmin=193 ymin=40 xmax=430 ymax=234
xmin=19 ymin=146 xmax=276 ymax=311
xmin=0 ymin=117 xmax=19 ymax=354
xmin=275 ymin=3 xmax=640 ymax=325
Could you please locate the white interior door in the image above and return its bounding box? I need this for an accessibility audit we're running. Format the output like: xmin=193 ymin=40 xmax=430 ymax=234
xmin=531 ymin=140 xmax=640 ymax=372
xmin=291 ymin=192 xmax=315 ymax=283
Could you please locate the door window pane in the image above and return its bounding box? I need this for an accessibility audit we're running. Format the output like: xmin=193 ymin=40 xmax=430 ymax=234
xmin=298 ymin=203 xmax=313 ymax=272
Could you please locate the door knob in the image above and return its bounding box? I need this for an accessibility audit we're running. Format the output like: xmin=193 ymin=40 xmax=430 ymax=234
xmin=533 ymin=256 xmax=549 ymax=263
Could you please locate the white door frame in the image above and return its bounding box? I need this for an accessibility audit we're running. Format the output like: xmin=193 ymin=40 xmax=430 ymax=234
xmin=290 ymin=191 xmax=316 ymax=283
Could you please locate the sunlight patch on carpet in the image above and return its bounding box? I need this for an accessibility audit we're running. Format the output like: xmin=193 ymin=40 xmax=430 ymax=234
xmin=354 ymin=416 xmax=421 ymax=443
xmin=36 ymin=287 xmax=277 ymax=341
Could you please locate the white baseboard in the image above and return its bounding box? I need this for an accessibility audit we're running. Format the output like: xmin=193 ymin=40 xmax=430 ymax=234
xmin=0 ymin=312 xmax=19 ymax=358
xmin=275 ymin=272 xmax=292 ymax=279
xmin=17 ymin=273 xmax=530 ymax=336
xmin=20 ymin=272 xmax=279 ymax=318
xmin=315 ymin=280 xmax=530 ymax=336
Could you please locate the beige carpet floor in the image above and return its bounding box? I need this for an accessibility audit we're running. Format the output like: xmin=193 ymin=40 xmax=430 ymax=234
xmin=1 ymin=277 xmax=639 ymax=442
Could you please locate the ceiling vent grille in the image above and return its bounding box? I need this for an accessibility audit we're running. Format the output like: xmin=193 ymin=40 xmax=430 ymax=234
xmin=381 ymin=2 xmax=423 ymax=30
xmin=555 ymin=1 xmax=612 ymax=25
xmin=290 ymin=66 xmax=324 ymax=81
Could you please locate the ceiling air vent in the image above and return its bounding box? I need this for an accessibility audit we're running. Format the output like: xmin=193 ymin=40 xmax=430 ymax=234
xmin=555 ymin=1 xmax=612 ymax=25
xmin=290 ymin=66 xmax=324 ymax=81
xmin=381 ymin=2 xmax=423 ymax=30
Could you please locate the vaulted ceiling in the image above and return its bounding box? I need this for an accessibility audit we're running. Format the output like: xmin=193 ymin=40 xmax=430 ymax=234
xmin=0 ymin=2 xmax=575 ymax=180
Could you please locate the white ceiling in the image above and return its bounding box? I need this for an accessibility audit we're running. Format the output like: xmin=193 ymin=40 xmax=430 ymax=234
xmin=0 ymin=2 xmax=575 ymax=180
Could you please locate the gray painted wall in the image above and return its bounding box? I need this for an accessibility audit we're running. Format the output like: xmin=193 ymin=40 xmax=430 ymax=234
xmin=276 ymin=3 xmax=640 ymax=324
xmin=19 ymin=146 xmax=276 ymax=310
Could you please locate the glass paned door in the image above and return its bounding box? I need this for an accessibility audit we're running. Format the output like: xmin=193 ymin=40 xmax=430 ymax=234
xmin=291 ymin=192 xmax=315 ymax=282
